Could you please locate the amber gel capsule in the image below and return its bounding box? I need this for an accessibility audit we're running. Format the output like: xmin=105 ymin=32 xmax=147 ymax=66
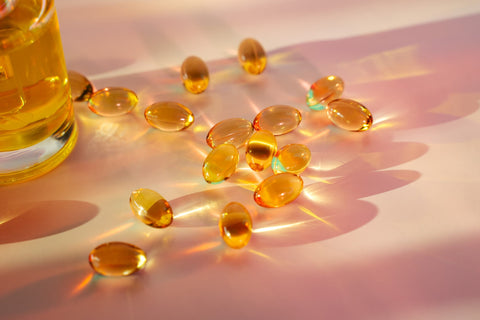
xmin=89 ymin=242 xmax=147 ymax=276
xmin=238 ymin=38 xmax=267 ymax=75
xmin=203 ymin=143 xmax=239 ymax=184
xmin=327 ymin=98 xmax=373 ymax=131
xmin=144 ymin=101 xmax=194 ymax=132
xmin=245 ymin=130 xmax=277 ymax=171
xmin=181 ymin=56 xmax=209 ymax=94
xmin=219 ymin=202 xmax=253 ymax=249
xmin=306 ymin=75 xmax=344 ymax=110
xmin=253 ymin=105 xmax=302 ymax=135
xmin=272 ymin=144 xmax=311 ymax=174
xmin=68 ymin=70 xmax=94 ymax=102
xmin=254 ymin=173 xmax=303 ymax=208
xmin=88 ymin=87 xmax=138 ymax=116
xmin=130 ymin=188 xmax=173 ymax=228
xmin=206 ymin=118 xmax=254 ymax=149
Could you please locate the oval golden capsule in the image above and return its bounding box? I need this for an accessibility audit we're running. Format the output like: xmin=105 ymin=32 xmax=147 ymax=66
xmin=129 ymin=188 xmax=174 ymax=228
xmin=203 ymin=143 xmax=239 ymax=184
xmin=327 ymin=98 xmax=373 ymax=131
xmin=88 ymin=87 xmax=138 ymax=116
xmin=219 ymin=202 xmax=253 ymax=249
xmin=181 ymin=56 xmax=209 ymax=94
xmin=253 ymin=105 xmax=302 ymax=135
xmin=246 ymin=130 xmax=277 ymax=171
xmin=144 ymin=101 xmax=194 ymax=132
xmin=206 ymin=118 xmax=254 ymax=149
xmin=254 ymin=173 xmax=303 ymax=208
xmin=272 ymin=144 xmax=311 ymax=174
xmin=88 ymin=242 xmax=147 ymax=276
xmin=306 ymin=75 xmax=344 ymax=110
xmin=68 ymin=70 xmax=94 ymax=102
xmin=238 ymin=38 xmax=267 ymax=75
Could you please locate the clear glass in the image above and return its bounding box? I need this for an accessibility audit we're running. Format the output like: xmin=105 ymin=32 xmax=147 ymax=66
xmin=0 ymin=0 xmax=77 ymax=184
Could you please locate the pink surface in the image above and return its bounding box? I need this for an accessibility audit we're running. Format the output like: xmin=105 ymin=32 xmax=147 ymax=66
xmin=1 ymin=1 xmax=480 ymax=319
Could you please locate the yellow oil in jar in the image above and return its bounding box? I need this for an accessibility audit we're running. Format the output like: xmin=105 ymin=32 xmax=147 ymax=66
xmin=0 ymin=0 xmax=73 ymax=151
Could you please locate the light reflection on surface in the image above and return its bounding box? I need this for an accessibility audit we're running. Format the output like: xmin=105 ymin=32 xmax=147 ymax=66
xmin=93 ymin=222 xmax=136 ymax=241
xmin=297 ymin=128 xmax=314 ymax=137
xmin=175 ymin=204 xmax=213 ymax=219
xmin=298 ymin=206 xmax=340 ymax=231
xmin=75 ymin=107 xmax=150 ymax=145
xmin=301 ymin=128 xmax=331 ymax=144
xmin=231 ymin=181 xmax=257 ymax=192
xmin=308 ymin=159 xmax=345 ymax=172
xmin=174 ymin=182 xmax=202 ymax=188
xmin=198 ymin=111 xmax=215 ymax=129
xmin=193 ymin=124 xmax=209 ymax=133
xmin=229 ymin=166 xmax=266 ymax=187
xmin=246 ymin=96 xmax=261 ymax=114
xmin=253 ymin=221 xmax=306 ymax=233
xmin=226 ymin=48 xmax=237 ymax=56
xmin=248 ymin=249 xmax=275 ymax=262
xmin=371 ymin=114 xmax=395 ymax=131
xmin=297 ymin=78 xmax=311 ymax=90
xmin=169 ymin=187 xmax=254 ymax=228
xmin=430 ymin=92 xmax=480 ymax=117
xmin=303 ymin=176 xmax=333 ymax=185
xmin=170 ymin=66 xmax=181 ymax=73
xmin=187 ymin=141 xmax=209 ymax=159
xmin=211 ymin=63 xmax=238 ymax=83
xmin=268 ymin=51 xmax=293 ymax=65
xmin=302 ymin=186 xmax=326 ymax=203
xmin=143 ymin=231 xmax=152 ymax=238
xmin=69 ymin=272 xmax=94 ymax=297
xmin=338 ymin=45 xmax=431 ymax=84
xmin=179 ymin=241 xmax=221 ymax=256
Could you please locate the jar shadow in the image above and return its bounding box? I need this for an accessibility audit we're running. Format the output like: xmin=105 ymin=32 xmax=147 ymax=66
xmin=0 ymin=200 xmax=99 ymax=244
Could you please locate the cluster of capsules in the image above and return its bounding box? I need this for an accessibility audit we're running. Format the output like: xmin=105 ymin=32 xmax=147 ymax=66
xmin=69 ymin=70 xmax=196 ymax=131
xmin=89 ymin=188 xmax=173 ymax=276
xmin=305 ymin=75 xmax=373 ymax=131
xmin=69 ymin=38 xmax=267 ymax=131
xmin=85 ymin=38 xmax=268 ymax=277
xmin=202 ymin=107 xmax=309 ymax=249
xmin=82 ymin=38 xmax=374 ymax=277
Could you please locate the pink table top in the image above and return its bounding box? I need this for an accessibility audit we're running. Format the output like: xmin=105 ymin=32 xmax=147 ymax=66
xmin=1 ymin=0 xmax=480 ymax=319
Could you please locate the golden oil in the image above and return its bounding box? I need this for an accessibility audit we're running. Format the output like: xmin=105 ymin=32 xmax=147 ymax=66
xmin=0 ymin=0 xmax=77 ymax=184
